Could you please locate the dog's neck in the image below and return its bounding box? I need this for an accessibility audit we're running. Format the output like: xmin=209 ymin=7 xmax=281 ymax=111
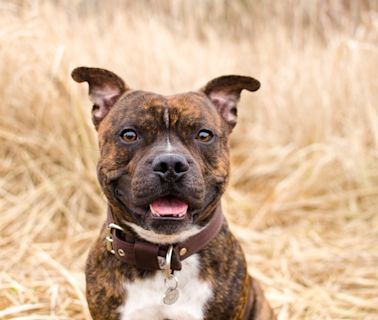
xmin=123 ymin=222 xmax=205 ymax=245
xmin=108 ymin=202 xmax=221 ymax=244
xmin=104 ymin=205 xmax=224 ymax=271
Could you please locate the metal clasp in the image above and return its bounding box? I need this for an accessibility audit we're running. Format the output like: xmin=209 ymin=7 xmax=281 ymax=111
xmin=106 ymin=223 xmax=124 ymax=254
xmin=158 ymin=245 xmax=174 ymax=275
xmin=161 ymin=246 xmax=179 ymax=304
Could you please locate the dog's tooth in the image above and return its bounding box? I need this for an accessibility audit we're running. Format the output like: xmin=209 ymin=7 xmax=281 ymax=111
xmin=150 ymin=205 xmax=159 ymax=216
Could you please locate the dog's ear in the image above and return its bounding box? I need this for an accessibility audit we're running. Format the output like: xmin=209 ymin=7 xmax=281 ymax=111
xmin=71 ymin=67 xmax=127 ymax=128
xmin=201 ymin=75 xmax=260 ymax=131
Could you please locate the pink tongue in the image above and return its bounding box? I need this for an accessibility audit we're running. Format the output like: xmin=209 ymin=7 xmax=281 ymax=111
xmin=150 ymin=197 xmax=188 ymax=216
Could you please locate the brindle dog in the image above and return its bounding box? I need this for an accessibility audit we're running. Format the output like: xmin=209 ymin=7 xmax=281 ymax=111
xmin=72 ymin=67 xmax=275 ymax=320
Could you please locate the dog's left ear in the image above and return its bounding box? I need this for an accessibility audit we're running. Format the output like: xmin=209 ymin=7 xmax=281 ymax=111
xmin=201 ymin=75 xmax=260 ymax=130
xmin=71 ymin=67 xmax=128 ymax=128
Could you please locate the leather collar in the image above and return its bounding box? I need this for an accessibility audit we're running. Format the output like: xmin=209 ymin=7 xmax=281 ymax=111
xmin=105 ymin=206 xmax=224 ymax=271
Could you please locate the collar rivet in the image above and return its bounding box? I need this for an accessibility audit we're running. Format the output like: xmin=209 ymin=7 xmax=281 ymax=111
xmin=179 ymin=247 xmax=187 ymax=256
xmin=118 ymin=249 xmax=125 ymax=256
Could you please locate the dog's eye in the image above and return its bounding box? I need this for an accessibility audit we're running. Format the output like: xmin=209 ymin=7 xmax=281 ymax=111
xmin=196 ymin=129 xmax=214 ymax=143
xmin=120 ymin=129 xmax=138 ymax=143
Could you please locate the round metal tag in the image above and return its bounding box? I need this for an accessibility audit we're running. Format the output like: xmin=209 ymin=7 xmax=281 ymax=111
xmin=163 ymin=287 xmax=179 ymax=305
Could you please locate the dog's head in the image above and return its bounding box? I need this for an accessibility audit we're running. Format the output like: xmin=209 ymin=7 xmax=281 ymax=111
xmin=72 ymin=67 xmax=260 ymax=241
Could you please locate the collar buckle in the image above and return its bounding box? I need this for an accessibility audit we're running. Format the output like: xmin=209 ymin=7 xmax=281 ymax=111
xmin=106 ymin=223 xmax=124 ymax=254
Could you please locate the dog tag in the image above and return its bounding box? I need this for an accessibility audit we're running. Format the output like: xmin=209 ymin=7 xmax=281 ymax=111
xmin=162 ymin=273 xmax=179 ymax=305
xmin=163 ymin=287 xmax=179 ymax=305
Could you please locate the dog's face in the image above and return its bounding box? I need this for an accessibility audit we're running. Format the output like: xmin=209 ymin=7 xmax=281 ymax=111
xmin=72 ymin=67 xmax=260 ymax=237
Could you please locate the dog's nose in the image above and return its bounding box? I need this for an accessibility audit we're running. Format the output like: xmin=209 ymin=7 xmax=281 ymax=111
xmin=152 ymin=153 xmax=189 ymax=181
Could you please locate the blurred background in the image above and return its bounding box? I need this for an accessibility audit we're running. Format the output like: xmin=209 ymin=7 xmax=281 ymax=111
xmin=0 ymin=0 xmax=377 ymax=319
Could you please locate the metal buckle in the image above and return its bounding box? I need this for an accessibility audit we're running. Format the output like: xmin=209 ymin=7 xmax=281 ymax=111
xmin=158 ymin=245 xmax=173 ymax=275
xmin=106 ymin=223 xmax=124 ymax=254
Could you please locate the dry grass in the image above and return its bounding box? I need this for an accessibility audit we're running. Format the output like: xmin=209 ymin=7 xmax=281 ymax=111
xmin=1 ymin=0 xmax=378 ymax=319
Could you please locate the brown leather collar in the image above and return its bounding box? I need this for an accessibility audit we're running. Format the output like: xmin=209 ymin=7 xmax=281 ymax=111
xmin=105 ymin=206 xmax=224 ymax=271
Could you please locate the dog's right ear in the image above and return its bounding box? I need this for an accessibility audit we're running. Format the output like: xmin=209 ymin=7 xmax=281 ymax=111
xmin=71 ymin=67 xmax=127 ymax=128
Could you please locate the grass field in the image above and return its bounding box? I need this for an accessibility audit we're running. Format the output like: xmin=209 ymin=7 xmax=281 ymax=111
xmin=0 ymin=0 xmax=378 ymax=319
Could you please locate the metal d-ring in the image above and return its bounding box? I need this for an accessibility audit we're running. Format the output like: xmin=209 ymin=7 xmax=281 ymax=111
xmin=164 ymin=245 xmax=173 ymax=277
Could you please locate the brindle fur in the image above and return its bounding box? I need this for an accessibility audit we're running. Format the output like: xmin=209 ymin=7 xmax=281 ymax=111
xmin=72 ymin=67 xmax=275 ymax=319
xmin=86 ymin=223 xmax=275 ymax=320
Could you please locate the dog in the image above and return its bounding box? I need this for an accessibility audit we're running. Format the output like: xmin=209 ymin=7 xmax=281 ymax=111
xmin=71 ymin=67 xmax=275 ymax=320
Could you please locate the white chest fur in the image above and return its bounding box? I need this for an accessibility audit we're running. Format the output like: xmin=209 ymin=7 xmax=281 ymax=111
xmin=118 ymin=254 xmax=213 ymax=320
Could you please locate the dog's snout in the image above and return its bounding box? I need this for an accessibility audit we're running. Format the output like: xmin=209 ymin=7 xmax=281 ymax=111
xmin=152 ymin=153 xmax=189 ymax=181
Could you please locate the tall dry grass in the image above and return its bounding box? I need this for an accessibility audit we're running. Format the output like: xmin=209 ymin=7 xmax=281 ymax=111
xmin=0 ymin=0 xmax=377 ymax=319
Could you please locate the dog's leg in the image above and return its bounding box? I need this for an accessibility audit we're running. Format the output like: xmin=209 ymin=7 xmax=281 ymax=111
xmin=247 ymin=277 xmax=276 ymax=320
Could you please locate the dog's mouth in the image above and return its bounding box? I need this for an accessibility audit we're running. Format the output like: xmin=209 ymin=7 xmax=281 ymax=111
xmin=149 ymin=195 xmax=188 ymax=220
